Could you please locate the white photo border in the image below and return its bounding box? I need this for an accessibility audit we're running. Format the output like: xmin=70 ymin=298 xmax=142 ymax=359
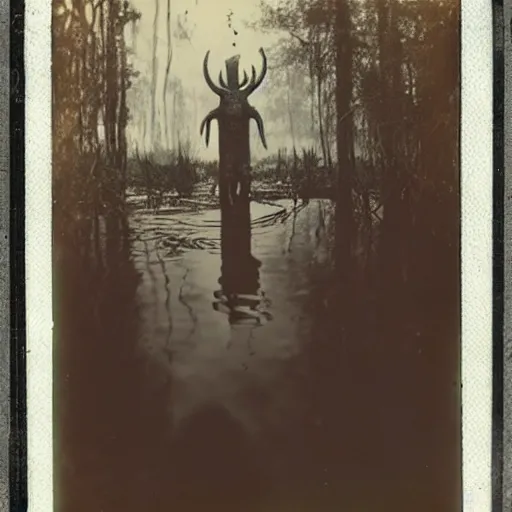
xmin=26 ymin=1 xmax=52 ymax=511
xmin=460 ymin=0 xmax=493 ymax=510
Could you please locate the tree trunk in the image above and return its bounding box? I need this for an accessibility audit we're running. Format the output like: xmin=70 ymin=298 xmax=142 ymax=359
xmin=324 ymin=83 xmax=333 ymax=168
xmin=317 ymin=68 xmax=328 ymax=166
xmin=308 ymin=52 xmax=316 ymax=142
xmin=376 ymin=0 xmax=409 ymax=303
xmin=286 ymin=66 xmax=296 ymax=150
xmin=150 ymin=0 xmax=159 ymax=149
xmin=118 ymin=2 xmax=128 ymax=203
xmin=335 ymin=0 xmax=354 ymax=288
xmin=333 ymin=0 xmax=357 ymax=342
xmin=172 ymin=90 xmax=177 ymax=149
xmin=105 ymin=0 xmax=118 ymax=166
xmin=163 ymin=0 xmax=173 ymax=150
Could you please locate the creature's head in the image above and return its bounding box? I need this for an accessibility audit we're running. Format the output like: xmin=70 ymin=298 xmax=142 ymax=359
xmin=200 ymin=48 xmax=268 ymax=149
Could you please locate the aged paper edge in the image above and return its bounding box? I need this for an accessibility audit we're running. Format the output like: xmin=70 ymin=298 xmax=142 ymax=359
xmin=460 ymin=1 xmax=493 ymax=510
xmin=24 ymin=0 xmax=493 ymax=511
xmin=26 ymin=1 xmax=52 ymax=511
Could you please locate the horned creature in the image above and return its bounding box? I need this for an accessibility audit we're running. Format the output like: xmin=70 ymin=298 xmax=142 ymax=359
xmin=200 ymin=48 xmax=268 ymax=207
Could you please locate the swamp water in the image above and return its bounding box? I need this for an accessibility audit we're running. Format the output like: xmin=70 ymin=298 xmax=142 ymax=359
xmin=56 ymin=200 xmax=459 ymax=512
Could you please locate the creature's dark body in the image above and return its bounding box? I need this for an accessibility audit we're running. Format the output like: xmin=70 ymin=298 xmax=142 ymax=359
xmin=200 ymin=50 xmax=267 ymax=210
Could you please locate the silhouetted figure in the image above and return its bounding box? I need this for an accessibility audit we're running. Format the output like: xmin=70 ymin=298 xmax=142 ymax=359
xmin=200 ymin=49 xmax=267 ymax=218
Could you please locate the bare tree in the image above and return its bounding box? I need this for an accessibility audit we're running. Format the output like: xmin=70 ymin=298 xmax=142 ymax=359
xmin=286 ymin=66 xmax=296 ymax=149
xmin=334 ymin=0 xmax=355 ymax=286
xmin=150 ymin=0 xmax=159 ymax=149
xmin=163 ymin=0 xmax=174 ymax=149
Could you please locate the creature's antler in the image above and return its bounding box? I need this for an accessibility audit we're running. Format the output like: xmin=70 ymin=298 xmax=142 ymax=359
xmin=249 ymin=107 xmax=267 ymax=149
xmin=245 ymin=66 xmax=257 ymax=92
xmin=219 ymin=70 xmax=228 ymax=90
xmin=239 ymin=70 xmax=249 ymax=89
xmin=203 ymin=52 xmax=226 ymax=96
xmin=242 ymin=48 xmax=267 ymax=96
xmin=200 ymin=107 xmax=220 ymax=147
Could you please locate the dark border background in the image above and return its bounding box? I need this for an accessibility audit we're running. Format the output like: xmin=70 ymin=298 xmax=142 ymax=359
xmin=0 ymin=0 xmax=10 ymax=507
xmin=10 ymin=0 xmax=27 ymax=510
xmin=493 ymin=1 xmax=507 ymax=511
xmin=6 ymin=1 xmax=506 ymax=511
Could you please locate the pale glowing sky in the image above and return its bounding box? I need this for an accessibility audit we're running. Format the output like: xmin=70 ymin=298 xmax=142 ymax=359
xmin=127 ymin=0 xmax=286 ymax=159
xmin=130 ymin=0 xmax=270 ymax=78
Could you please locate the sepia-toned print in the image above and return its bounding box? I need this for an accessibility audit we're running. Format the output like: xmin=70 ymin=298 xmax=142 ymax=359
xmin=53 ymin=0 xmax=460 ymax=511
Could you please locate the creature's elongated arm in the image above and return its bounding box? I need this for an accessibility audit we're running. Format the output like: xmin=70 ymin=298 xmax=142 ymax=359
xmin=200 ymin=108 xmax=220 ymax=147
xmin=249 ymin=107 xmax=267 ymax=150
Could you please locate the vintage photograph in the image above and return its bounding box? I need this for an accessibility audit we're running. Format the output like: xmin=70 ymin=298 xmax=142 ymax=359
xmin=53 ymin=0 xmax=461 ymax=510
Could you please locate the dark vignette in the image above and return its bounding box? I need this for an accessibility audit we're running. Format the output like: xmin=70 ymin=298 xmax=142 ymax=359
xmin=492 ymin=1 xmax=505 ymax=511
xmin=10 ymin=0 xmax=26 ymax=510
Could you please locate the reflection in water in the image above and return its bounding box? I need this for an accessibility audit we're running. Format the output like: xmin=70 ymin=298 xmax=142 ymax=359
xmin=57 ymin=197 xmax=459 ymax=512
xmin=56 ymin=227 xmax=176 ymax=512
xmin=213 ymin=198 xmax=271 ymax=326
